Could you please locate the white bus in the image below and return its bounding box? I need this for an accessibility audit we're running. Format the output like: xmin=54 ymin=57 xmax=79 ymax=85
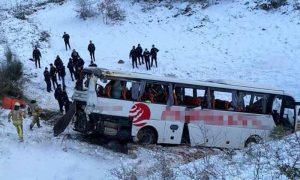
xmin=70 ymin=68 xmax=300 ymax=149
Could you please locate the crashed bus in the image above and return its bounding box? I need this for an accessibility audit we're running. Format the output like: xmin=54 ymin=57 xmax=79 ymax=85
xmin=55 ymin=67 xmax=300 ymax=149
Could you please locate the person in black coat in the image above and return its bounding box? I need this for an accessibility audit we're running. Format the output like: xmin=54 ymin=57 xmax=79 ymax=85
xmin=136 ymin=44 xmax=143 ymax=65
xmin=57 ymin=65 xmax=66 ymax=87
xmin=54 ymin=84 xmax=64 ymax=113
xmin=62 ymin=32 xmax=71 ymax=51
xmin=43 ymin=67 xmax=51 ymax=92
xmin=67 ymin=58 xmax=75 ymax=81
xmin=71 ymin=49 xmax=79 ymax=60
xmin=88 ymin=40 xmax=96 ymax=62
xmin=32 ymin=46 xmax=42 ymax=68
xmin=150 ymin=44 xmax=159 ymax=68
xmin=129 ymin=46 xmax=138 ymax=69
xmin=77 ymin=56 xmax=85 ymax=69
xmin=50 ymin=63 xmax=58 ymax=89
xmin=143 ymin=48 xmax=151 ymax=71
xmin=62 ymin=88 xmax=70 ymax=113
xmin=54 ymin=55 xmax=63 ymax=80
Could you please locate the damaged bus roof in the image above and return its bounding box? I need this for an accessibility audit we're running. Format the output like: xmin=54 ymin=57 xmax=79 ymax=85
xmin=83 ymin=67 xmax=290 ymax=96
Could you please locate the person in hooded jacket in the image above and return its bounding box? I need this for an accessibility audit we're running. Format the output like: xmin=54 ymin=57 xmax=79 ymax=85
xmin=136 ymin=44 xmax=143 ymax=65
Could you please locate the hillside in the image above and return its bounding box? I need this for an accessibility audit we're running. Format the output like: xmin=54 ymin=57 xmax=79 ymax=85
xmin=0 ymin=0 xmax=300 ymax=179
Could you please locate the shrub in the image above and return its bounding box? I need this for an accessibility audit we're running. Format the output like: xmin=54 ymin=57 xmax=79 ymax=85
xmin=0 ymin=46 xmax=24 ymax=97
xmin=97 ymin=0 xmax=126 ymax=24
xmin=255 ymin=0 xmax=287 ymax=10
xmin=270 ymin=125 xmax=286 ymax=139
xmin=76 ymin=0 xmax=96 ymax=20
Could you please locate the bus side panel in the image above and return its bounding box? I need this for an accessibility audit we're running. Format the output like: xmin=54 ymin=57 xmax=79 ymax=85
xmin=188 ymin=121 xmax=206 ymax=146
xmin=162 ymin=120 xmax=184 ymax=144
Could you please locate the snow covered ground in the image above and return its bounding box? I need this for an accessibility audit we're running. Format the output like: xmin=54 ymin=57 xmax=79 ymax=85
xmin=1 ymin=0 xmax=300 ymax=179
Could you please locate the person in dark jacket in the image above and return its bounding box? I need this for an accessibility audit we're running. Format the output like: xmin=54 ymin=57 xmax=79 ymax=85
xmin=54 ymin=55 xmax=63 ymax=80
xmin=67 ymin=58 xmax=75 ymax=81
xmin=77 ymin=56 xmax=85 ymax=69
xmin=143 ymin=48 xmax=151 ymax=71
xmin=50 ymin=63 xmax=58 ymax=89
xmin=88 ymin=40 xmax=96 ymax=62
xmin=32 ymin=46 xmax=42 ymax=68
xmin=57 ymin=65 xmax=66 ymax=87
xmin=129 ymin=46 xmax=138 ymax=69
xmin=54 ymin=84 xmax=64 ymax=113
xmin=136 ymin=44 xmax=143 ymax=65
xmin=62 ymin=88 xmax=70 ymax=113
xmin=43 ymin=67 xmax=51 ymax=92
xmin=62 ymin=32 xmax=71 ymax=51
xmin=150 ymin=44 xmax=159 ymax=68
xmin=71 ymin=49 xmax=79 ymax=60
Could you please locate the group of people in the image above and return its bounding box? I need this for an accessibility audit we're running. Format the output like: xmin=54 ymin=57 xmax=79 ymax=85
xmin=8 ymin=100 xmax=43 ymax=142
xmin=129 ymin=44 xmax=159 ymax=70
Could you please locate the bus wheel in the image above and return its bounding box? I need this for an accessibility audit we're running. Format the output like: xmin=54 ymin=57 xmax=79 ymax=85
xmin=137 ymin=128 xmax=157 ymax=145
xmin=245 ymin=136 xmax=262 ymax=148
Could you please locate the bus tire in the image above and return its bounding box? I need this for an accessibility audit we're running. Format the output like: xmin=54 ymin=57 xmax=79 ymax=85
xmin=245 ymin=135 xmax=262 ymax=148
xmin=137 ymin=127 xmax=157 ymax=145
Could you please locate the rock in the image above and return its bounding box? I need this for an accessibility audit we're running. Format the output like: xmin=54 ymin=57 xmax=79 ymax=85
xmin=118 ymin=60 xmax=125 ymax=64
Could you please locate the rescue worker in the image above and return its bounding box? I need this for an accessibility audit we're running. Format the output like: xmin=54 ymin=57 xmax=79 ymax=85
xmin=32 ymin=46 xmax=42 ymax=68
xmin=8 ymin=102 xmax=26 ymax=142
xmin=29 ymin=100 xmax=42 ymax=130
xmin=43 ymin=67 xmax=51 ymax=92
xmin=54 ymin=84 xmax=64 ymax=113
xmin=62 ymin=32 xmax=71 ymax=50
xmin=88 ymin=40 xmax=96 ymax=62
xmin=136 ymin=44 xmax=143 ymax=65
xmin=150 ymin=44 xmax=159 ymax=67
xmin=143 ymin=48 xmax=151 ymax=70
xmin=50 ymin=63 xmax=58 ymax=89
xmin=129 ymin=46 xmax=138 ymax=69
xmin=67 ymin=58 xmax=75 ymax=81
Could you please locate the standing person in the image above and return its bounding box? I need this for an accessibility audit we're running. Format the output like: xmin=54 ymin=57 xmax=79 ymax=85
xmin=32 ymin=46 xmax=42 ymax=68
xmin=62 ymin=88 xmax=70 ymax=113
xmin=129 ymin=46 xmax=138 ymax=69
xmin=57 ymin=65 xmax=66 ymax=87
xmin=29 ymin=100 xmax=42 ymax=130
xmin=77 ymin=56 xmax=85 ymax=69
xmin=62 ymin=32 xmax=71 ymax=51
xmin=67 ymin=58 xmax=75 ymax=81
xmin=54 ymin=84 xmax=64 ymax=113
xmin=8 ymin=102 xmax=26 ymax=142
xmin=143 ymin=48 xmax=151 ymax=71
xmin=88 ymin=40 xmax=96 ymax=62
xmin=54 ymin=55 xmax=63 ymax=80
xmin=43 ymin=67 xmax=52 ymax=92
xmin=50 ymin=63 xmax=58 ymax=89
xmin=150 ymin=44 xmax=159 ymax=68
xmin=136 ymin=44 xmax=143 ymax=65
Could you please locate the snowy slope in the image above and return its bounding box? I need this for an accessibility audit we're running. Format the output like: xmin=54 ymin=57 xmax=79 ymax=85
xmin=1 ymin=0 xmax=300 ymax=179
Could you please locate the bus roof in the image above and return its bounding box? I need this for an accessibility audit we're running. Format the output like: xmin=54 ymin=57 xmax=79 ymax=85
xmin=84 ymin=67 xmax=291 ymax=96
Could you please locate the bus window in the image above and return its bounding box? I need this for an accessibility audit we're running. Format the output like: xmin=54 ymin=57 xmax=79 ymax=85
xmin=241 ymin=93 xmax=268 ymax=114
xmin=211 ymin=90 xmax=232 ymax=110
xmin=141 ymin=83 xmax=167 ymax=104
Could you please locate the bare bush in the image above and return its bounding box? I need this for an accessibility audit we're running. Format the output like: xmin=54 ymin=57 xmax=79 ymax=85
xmin=0 ymin=46 xmax=24 ymax=97
xmin=76 ymin=0 xmax=96 ymax=20
xmin=97 ymin=0 xmax=126 ymax=24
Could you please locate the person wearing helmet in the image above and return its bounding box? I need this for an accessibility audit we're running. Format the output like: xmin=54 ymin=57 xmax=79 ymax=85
xmin=8 ymin=102 xmax=26 ymax=142
xmin=29 ymin=100 xmax=42 ymax=130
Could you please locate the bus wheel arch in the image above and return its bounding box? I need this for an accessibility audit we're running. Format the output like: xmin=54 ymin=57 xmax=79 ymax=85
xmin=244 ymin=135 xmax=262 ymax=148
xmin=137 ymin=126 xmax=158 ymax=145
